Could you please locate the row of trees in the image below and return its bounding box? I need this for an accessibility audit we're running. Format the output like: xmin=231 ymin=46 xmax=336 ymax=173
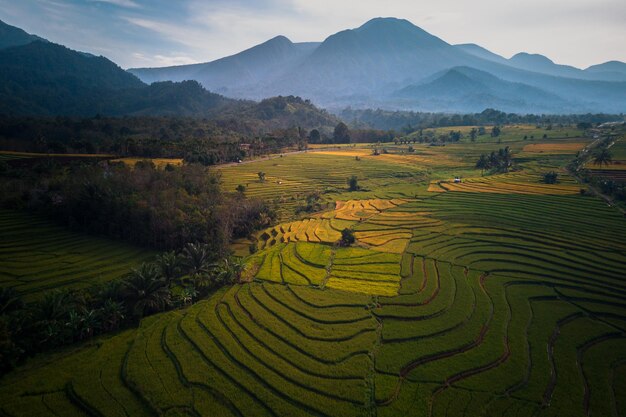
xmin=339 ymin=107 xmax=624 ymax=131
xmin=475 ymin=147 xmax=514 ymax=174
xmin=0 ymin=243 xmax=243 ymax=374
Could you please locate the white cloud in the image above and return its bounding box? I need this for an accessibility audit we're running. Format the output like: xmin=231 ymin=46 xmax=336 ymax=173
xmin=89 ymin=0 xmax=141 ymax=8
xmin=131 ymin=52 xmax=197 ymax=67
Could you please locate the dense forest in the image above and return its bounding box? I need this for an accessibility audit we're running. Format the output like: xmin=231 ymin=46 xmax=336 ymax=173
xmin=0 ymin=161 xmax=275 ymax=251
xmin=340 ymin=107 xmax=625 ymax=131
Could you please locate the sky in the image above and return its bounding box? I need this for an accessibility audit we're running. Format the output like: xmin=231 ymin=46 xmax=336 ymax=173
xmin=0 ymin=0 xmax=624 ymax=69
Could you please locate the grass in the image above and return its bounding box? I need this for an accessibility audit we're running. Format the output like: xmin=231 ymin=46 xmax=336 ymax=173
xmin=1 ymin=125 xmax=626 ymax=416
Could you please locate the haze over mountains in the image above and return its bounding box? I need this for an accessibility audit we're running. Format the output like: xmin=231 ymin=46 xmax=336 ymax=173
xmin=129 ymin=17 xmax=626 ymax=114
xmin=1 ymin=17 xmax=625 ymax=116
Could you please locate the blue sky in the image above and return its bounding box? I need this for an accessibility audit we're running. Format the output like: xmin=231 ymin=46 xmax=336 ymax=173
xmin=1 ymin=0 xmax=624 ymax=69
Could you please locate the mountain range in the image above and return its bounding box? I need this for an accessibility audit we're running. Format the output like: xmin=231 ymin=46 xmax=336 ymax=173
xmin=129 ymin=17 xmax=626 ymax=114
xmin=1 ymin=17 xmax=625 ymax=116
xmin=0 ymin=20 xmax=339 ymax=130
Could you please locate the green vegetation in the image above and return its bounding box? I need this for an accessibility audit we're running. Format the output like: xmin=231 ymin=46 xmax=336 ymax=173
xmin=0 ymin=210 xmax=153 ymax=301
xmin=1 ymin=124 xmax=625 ymax=416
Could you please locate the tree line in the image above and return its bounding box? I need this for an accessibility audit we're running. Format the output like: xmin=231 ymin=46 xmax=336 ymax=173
xmin=340 ymin=107 xmax=624 ymax=131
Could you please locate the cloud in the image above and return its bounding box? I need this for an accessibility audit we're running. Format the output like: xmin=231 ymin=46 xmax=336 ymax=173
xmin=89 ymin=0 xmax=141 ymax=8
xmin=131 ymin=52 xmax=196 ymax=67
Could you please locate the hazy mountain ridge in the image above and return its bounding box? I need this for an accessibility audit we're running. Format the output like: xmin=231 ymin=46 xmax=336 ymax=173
xmin=130 ymin=17 xmax=626 ymax=113
xmin=0 ymin=19 xmax=47 ymax=50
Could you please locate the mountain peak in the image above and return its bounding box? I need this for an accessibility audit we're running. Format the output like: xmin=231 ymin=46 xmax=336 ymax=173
xmin=510 ymin=52 xmax=555 ymax=65
xmin=356 ymin=17 xmax=414 ymax=30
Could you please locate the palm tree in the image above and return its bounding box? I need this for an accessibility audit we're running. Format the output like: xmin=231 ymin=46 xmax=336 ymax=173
xmin=101 ymin=299 xmax=125 ymax=331
xmin=181 ymin=243 xmax=213 ymax=275
xmin=122 ymin=263 xmax=171 ymax=319
xmin=475 ymin=154 xmax=489 ymax=176
xmin=0 ymin=288 xmax=23 ymax=315
xmin=34 ymin=290 xmax=74 ymax=323
xmin=155 ymin=251 xmax=181 ymax=284
xmin=593 ymin=149 xmax=613 ymax=167
xmin=179 ymin=286 xmax=198 ymax=306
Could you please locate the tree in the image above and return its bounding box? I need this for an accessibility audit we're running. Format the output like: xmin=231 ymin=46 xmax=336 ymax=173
xmin=236 ymin=184 xmax=246 ymax=195
xmin=155 ymin=251 xmax=180 ymax=285
xmin=122 ymin=263 xmax=170 ymax=319
xmin=100 ymin=299 xmax=125 ymax=332
xmin=347 ymin=175 xmax=359 ymax=191
xmin=333 ymin=122 xmax=350 ymax=144
xmin=470 ymin=128 xmax=477 ymax=142
xmin=257 ymin=171 xmax=266 ymax=182
xmin=491 ymin=126 xmax=501 ymax=137
xmin=339 ymin=228 xmax=355 ymax=246
xmin=309 ymin=129 xmax=321 ymax=143
xmin=181 ymin=243 xmax=214 ymax=275
xmin=475 ymin=154 xmax=489 ymax=176
xmin=542 ymin=171 xmax=559 ymax=184
xmin=592 ymin=149 xmax=612 ymax=166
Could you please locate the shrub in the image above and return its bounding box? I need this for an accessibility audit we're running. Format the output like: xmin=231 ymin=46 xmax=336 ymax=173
xmin=339 ymin=228 xmax=355 ymax=247
xmin=542 ymin=171 xmax=559 ymax=184
xmin=347 ymin=175 xmax=359 ymax=191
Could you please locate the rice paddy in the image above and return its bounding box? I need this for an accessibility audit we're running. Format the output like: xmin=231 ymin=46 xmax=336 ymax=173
xmin=1 ymin=126 xmax=625 ymax=417
xmin=0 ymin=210 xmax=154 ymax=301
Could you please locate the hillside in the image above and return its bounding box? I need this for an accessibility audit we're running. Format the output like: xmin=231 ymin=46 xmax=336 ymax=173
xmin=0 ymin=19 xmax=46 ymax=50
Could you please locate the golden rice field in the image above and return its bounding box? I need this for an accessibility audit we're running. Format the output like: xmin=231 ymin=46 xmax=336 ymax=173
xmin=522 ymin=141 xmax=589 ymax=153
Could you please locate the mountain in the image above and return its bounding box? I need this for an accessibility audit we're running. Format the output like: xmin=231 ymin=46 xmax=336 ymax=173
xmin=130 ymin=17 xmax=626 ymax=114
xmin=454 ymin=43 xmax=508 ymax=64
xmin=0 ymin=19 xmax=46 ymax=50
xmin=508 ymin=52 xmax=587 ymax=79
xmin=585 ymin=61 xmax=626 ymax=82
xmin=0 ymin=39 xmax=246 ymax=116
xmin=129 ymin=36 xmax=319 ymax=99
xmin=0 ymin=21 xmax=337 ymax=130
xmin=394 ymin=66 xmax=571 ymax=113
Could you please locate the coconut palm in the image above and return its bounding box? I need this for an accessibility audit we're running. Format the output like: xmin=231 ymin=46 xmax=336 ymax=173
xmin=181 ymin=243 xmax=213 ymax=275
xmin=101 ymin=299 xmax=125 ymax=331
xmin=34 ymin=290 xmax=74 ymax=323
xmin=593 ymin=149 xmax=612 ymax=167
xmin=155 ymin=251 xmax=181 ymax=284
xmin=0 ymin=288 xmax=23 ymax=315
xmin=123 ymin=263 xmax=171 ymax=319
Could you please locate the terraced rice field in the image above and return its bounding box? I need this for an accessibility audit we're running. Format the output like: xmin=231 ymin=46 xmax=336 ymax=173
xmin=1 ymin=130 xmax=625 ymax=416
xmin=0 ymin=210 xmax=154 ymax=300
xmin=428 ymin=171 xmax=581 ymax=195
xmin=522 ymin=141 xmax=588 ymax=154
xmin=217 ymin=153 xmax=426 ymax=218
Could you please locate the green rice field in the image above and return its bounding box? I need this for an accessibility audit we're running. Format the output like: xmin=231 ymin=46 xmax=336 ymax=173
xmin=0 ymin=210 xmax=154 ymax=301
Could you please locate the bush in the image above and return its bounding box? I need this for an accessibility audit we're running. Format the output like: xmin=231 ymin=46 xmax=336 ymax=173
xmin=339 ymin=228 xmax=355 ymax=247
xmin=347 ymin=175 xmax=359 ymax=191
xmin=542 ymin=171 xmax=559 ymax=184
